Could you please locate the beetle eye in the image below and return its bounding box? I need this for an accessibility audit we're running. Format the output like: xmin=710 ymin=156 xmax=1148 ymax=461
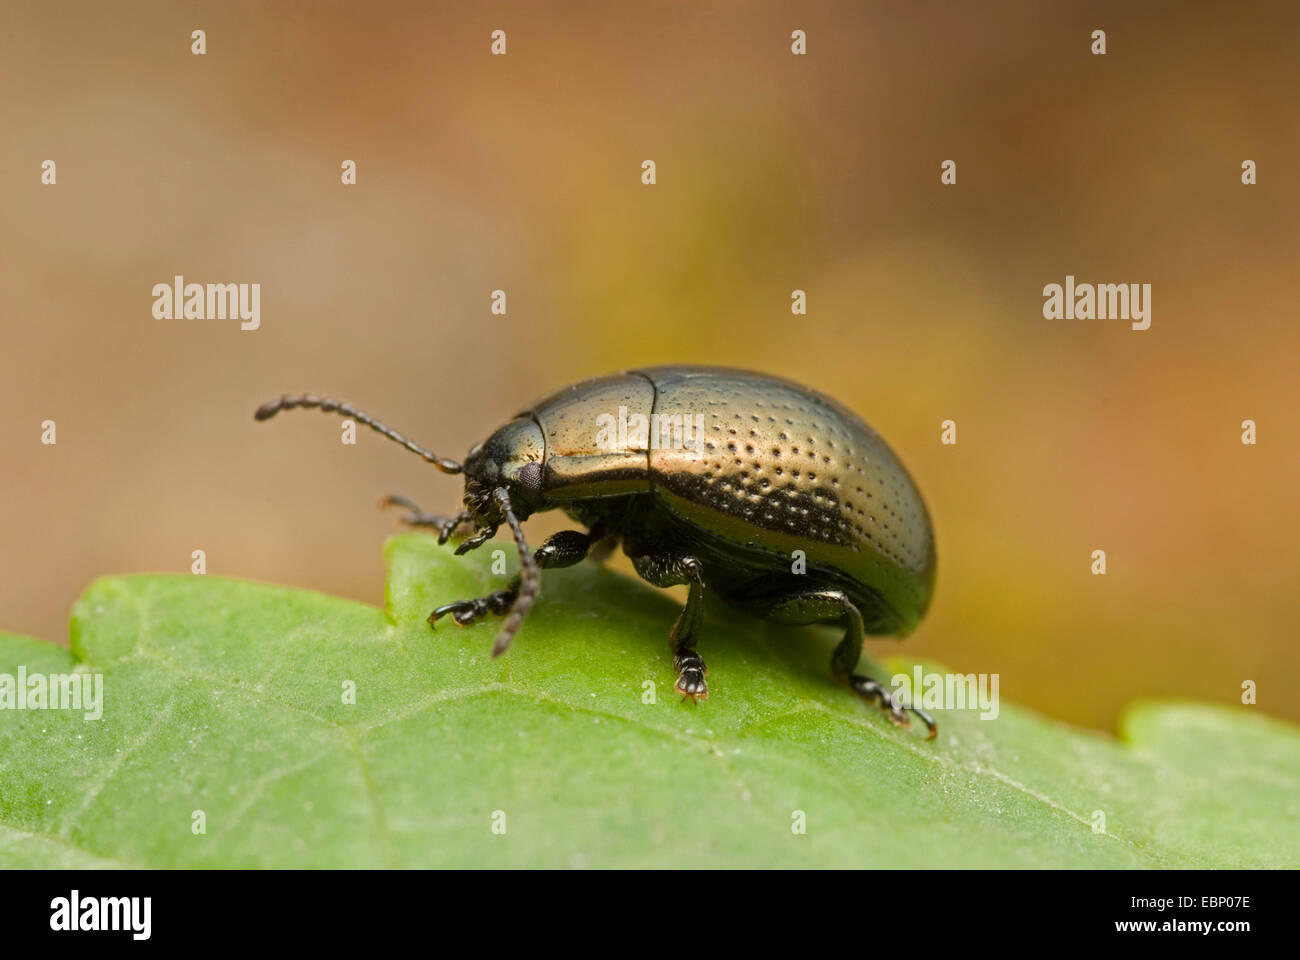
xmin=516 ymin=460 xmax=543 ymax=495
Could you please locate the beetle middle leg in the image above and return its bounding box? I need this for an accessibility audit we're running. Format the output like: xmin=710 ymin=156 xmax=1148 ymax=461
xmin=628 ymin=551 xmax=708 ymax=701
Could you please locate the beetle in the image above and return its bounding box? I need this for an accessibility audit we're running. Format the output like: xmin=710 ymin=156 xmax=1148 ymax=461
xmin=255 ymin=365 xmax=938 ymax=737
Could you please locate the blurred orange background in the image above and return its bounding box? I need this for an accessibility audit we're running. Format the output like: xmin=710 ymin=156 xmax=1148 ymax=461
xmin=2 ymin=0 xmax=1297 ymax=731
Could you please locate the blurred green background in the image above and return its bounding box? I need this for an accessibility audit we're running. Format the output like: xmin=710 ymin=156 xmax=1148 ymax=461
xmin=2 ymin=0 xmax=1297 ymax=731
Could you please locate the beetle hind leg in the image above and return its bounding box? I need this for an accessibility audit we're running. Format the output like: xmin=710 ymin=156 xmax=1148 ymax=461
xmin=736 ymin=583 xmax=936 ymax=739
xmin=843 ymin=673 xmax=937 ymax=740
xmin=826 ymin=596 xmax=937 ymax=739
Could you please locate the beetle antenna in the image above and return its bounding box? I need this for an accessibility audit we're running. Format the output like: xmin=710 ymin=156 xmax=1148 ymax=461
xmin=490 ymin=487 xmax=539 ymax=659
xmin=254 ymin=393 xmax=462 ymax=474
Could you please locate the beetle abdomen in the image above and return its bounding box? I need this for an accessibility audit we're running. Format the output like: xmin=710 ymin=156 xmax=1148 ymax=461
xmin=637 ymin=366 xmax=935 ymax=632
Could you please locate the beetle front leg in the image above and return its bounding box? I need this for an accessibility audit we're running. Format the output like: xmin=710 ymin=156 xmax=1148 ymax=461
xmin=429 ymin=580 xmax=519 ymax=627
xmin=427 ymin=526 xmax=605 ymax=629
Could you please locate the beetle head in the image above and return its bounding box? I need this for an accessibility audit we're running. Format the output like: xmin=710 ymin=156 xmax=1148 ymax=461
xmin=461 ymin=416 xmax=546 ymax=526
xmin=457 ymin=417 xmax=547 ymax=661
xmin=252 ymin=393 xmax=545 ymax=659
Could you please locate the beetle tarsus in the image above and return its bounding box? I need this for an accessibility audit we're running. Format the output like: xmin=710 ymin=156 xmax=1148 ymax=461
xmin=674 ymin=651 xmax=709 ymax=701
xmin=428 ymin=584 xmax=519 ymax=628
xmin=847 ymin=674 xmax=938 ymax=740
xmin=454 ymin=526 xmax=498 ymax=554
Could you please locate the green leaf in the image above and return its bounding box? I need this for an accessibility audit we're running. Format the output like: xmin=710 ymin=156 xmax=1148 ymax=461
xmin=1 ymin=532 xmax=1297 ymax=868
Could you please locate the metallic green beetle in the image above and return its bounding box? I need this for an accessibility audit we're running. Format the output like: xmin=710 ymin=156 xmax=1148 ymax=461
xmin=255 ymin=365 xmax=937 ymax=737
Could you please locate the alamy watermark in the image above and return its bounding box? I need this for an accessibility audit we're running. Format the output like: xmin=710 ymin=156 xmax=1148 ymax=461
xmin=594 ymin=405 xmax=705 ymax=452
xmin=50 ymin=891 xmax=150 ymax=940
xmin=151 ymin=275 xmax=260 ymax=330
xmin=0 ymin=667 xmax=103 ymax=720
xmin=891 ymin=666 xmax=999 ymax=721
xmin=1043 ymin=275 xmax=1151 ymax=330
